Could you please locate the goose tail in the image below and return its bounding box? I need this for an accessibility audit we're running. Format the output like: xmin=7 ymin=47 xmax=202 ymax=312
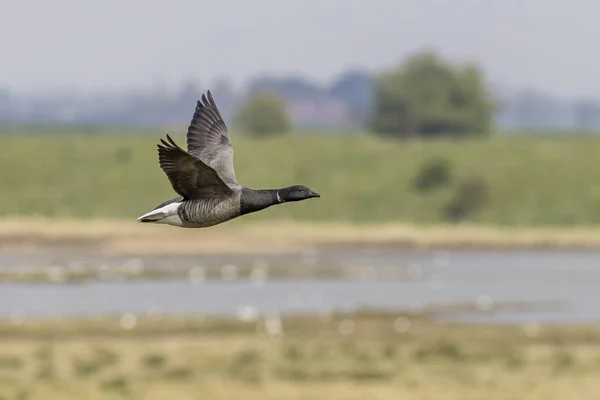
xmin=137 ymin=213 xmax=162 ymax=223
xmin=136 ymin=201 xmax=183 ymax=226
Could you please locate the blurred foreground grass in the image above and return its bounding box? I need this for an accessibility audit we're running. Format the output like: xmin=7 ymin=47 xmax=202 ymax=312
xmin=3 ymin=131 xmax=600 ymax=225
xmin=1 ymin=310 xmax=600 ymax=399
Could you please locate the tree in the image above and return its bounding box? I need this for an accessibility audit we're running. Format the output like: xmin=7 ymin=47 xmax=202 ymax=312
xmin=370 ymin=50 xmax=496 ymax=137
xmin=234 ymin=91 xmax=292 ymax=137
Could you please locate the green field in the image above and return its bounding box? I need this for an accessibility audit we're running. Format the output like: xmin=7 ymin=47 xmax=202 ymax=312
xmin=3 ymin=130 xmax=600 ymax=226
xmin=1 ymin=311 xmax=599 ymax=400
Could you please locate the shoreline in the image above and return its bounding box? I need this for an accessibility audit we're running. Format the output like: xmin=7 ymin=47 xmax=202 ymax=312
xmin=2 ymin=217 xmax=600 ymax=255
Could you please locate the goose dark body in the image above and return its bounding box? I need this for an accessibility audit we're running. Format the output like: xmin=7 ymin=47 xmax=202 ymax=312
xmin=137 ymin=91 xmax=320 ymax=228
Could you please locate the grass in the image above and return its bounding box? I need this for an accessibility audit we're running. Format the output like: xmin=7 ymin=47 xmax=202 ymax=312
xmin=1 ymin=310 xmax=600 ymax=399
xmin=7 ymin=217 xmax=600 ymax=254
xmin=3 ymin=130 xmax=600 ymax=226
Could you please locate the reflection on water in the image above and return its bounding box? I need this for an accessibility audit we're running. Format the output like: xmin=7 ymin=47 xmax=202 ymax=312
xmin=1 ymin=248 xmax=600 ymax=324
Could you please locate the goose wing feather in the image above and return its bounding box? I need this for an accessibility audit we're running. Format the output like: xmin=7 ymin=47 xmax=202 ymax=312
xmin=185 ymin=91 xmax=237 ymax=186
xmin=157 ymin=134 xmax=234 ymax=199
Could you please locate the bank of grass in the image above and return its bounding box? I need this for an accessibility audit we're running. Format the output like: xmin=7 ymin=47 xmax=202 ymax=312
xmin=3 ymin=131 xmax=600 ymax=225
xmin=1 ymin=311 xmax=600 ymax=400
xmin=5 ymin=218 xmax=600 ymax=254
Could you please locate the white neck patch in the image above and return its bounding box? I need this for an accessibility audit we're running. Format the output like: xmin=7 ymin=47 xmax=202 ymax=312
xmin=276 ymin=191 xmax=285 ymax=203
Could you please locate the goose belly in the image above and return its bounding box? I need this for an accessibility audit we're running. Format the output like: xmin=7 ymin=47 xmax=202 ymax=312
xmin=179 ymin=198 xmax=240 ymax=228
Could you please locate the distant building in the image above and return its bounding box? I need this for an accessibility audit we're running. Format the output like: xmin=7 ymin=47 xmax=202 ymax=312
xmin=287 ymin=98 xmax=352 ymax=129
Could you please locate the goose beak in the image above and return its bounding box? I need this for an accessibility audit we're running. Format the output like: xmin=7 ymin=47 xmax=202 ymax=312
xmin=309 ymin=190 xmax=320 ymax=198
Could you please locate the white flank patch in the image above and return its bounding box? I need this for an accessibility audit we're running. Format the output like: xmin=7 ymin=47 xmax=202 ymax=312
xmin=137 ymin=202 xmax=183 ymax=226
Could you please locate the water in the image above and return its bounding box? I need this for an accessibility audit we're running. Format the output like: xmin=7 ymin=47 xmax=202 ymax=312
xmin=1 ymin=249 xmax=600 ymax=324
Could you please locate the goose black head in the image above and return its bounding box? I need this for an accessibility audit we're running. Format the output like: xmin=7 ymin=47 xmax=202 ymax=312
xmin=277 ymin=185 xmax=320 ymax=203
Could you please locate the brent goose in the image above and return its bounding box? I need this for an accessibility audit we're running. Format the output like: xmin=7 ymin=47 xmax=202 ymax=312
xmin=137 ymin=91 xmax=320 ymax=228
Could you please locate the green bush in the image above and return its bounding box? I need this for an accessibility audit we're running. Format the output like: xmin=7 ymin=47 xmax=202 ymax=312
xmin=413 ymin=157 xmax=452 ymax=192
xmin=443 ymin=177 xmax=490 ymax=221
xmin=234 ymin=91 xmax=291 ymax=137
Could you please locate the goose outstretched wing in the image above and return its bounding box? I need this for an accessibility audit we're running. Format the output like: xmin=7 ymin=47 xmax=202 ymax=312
xmin=157 ymin=134 xmax=234 ymax=199
xmin=185 ymin=91 xmax=237 ymax=186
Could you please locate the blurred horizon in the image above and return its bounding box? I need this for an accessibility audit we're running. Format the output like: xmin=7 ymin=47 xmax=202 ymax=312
xmin=3 ymin=62 xmax=600 ymax=131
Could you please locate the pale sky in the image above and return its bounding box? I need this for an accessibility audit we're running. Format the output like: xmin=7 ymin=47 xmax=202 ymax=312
xmin=1 ymin=0 xmax=598 ymax=97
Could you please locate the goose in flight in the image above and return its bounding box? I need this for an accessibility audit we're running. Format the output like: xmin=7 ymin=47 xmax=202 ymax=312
xmin=137 ymin=91 xmax=320 ymax=228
